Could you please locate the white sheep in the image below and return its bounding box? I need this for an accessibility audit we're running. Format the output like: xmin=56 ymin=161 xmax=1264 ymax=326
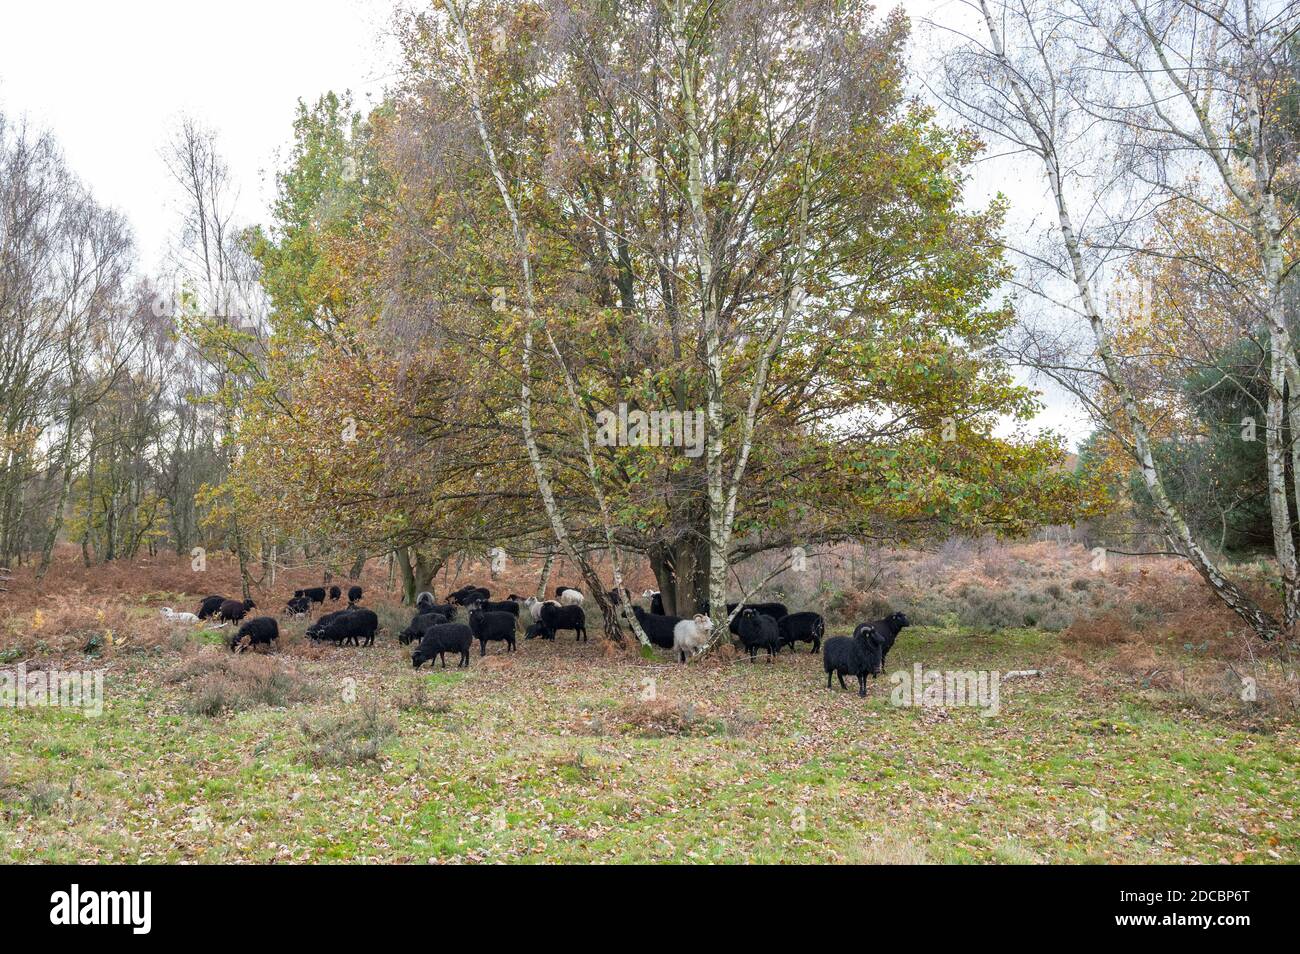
xmin=672 ymin=614 xmax=714 ymax=662
xmin=159 ymin=607 xmax=200 ymax=623
xmin=557 ymin=587 xmax=584 ymax=607
xmin=524 ymin=596 xmax=560 ymax=623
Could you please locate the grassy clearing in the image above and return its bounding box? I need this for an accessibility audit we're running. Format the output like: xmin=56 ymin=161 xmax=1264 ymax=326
xmin=2 ymin=619 xmax=1295 ymax=863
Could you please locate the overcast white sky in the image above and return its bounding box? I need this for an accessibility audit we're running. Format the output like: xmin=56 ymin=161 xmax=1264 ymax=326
xmin=0 ymin=0 xmax=1090 ymax=445
xmin=0 ymin=0 xmax=403 ymax=268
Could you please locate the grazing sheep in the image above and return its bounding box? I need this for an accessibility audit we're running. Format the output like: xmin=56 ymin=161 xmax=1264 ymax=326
xmin=468 ymin=598 xmax=520 ymax=617
xmin=301 ymin=613 xmax=348 ymax=642
xmin=412 ymin=623 xmax=474 ymax=669
xmin=672 ymin=614 xmax=714 ymax=662
xmin=216 ymin=598 xmax=256 ymax=624
xmin=468 ymin=608 xmax=518 ymax=656
xmin=308 ymin=608 xmax=379 ymax=647
xmin=300 ymin=586 xmax=327 ymax=606
xmin=641 ymin=589 xmax=665 ymax=615
xmin=736 ymin=608 xmax=781 ymax=663
xmin=778 ymin=611 xmax=825 ymax=654
xmin=285 ymin=595 xmax=311 ymax=617
xmin=230 ymin=616 xmax=279 ymax=652
xmin=329 ymin=585 xmax=342 ymax=601
xmin=865 ymin=611 xmax=911 ymax=667
xmin=159 ymin=607 xmax=200 ymax=623
xmin=399 ymin=612 xmax=448 ymax=645
xmin=823 ymin=623 xmax=886 ymax=697
xmin=525 ymin=602 xmax=588 ymax=642
xmin=347 ymin=585 xmax=364 ymax=606
xmin=630 ymin=605 xmax=680 ymax=650
xmin=449 ymin=585 xmax=490 ymax=606
xmin=418 ymin=602 xmax=456 ymax=621
xmin=196 ymin=595 xmax=227 ymax=619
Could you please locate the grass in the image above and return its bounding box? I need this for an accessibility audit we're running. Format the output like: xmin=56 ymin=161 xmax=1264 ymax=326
xmin=1 ymin=619 xmax=1295 ymax=864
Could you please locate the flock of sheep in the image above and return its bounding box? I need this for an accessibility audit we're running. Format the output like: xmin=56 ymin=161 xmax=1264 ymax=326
xmin=163 ymin=579 xmax=911 ymax=696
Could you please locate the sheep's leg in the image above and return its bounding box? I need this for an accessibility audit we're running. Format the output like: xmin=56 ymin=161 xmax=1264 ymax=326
xmin=826 ymin=670 xmax=833 ymax=689
xmin=838 ymin=673 xmax=848 ymax=691
xmin=858 ymin=675 xmax=866 ymax=697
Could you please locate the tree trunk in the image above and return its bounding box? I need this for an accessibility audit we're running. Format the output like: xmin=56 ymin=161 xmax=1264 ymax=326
xmin=536 ymin=548 xmax=555 ymax=600
xmin=395 ymin=547 xmax=416 ymax=605
xmin=348 ymin=550 xmax=366 ymax=580
xmin=36 ymin=418 xmax=77 ymax=580
xmin=413 ymin=549 xmax=443 ymax=601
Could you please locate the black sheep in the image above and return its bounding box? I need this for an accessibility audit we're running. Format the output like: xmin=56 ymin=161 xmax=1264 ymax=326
xmin=196 ymin=594 xmax=227 ymax=619
xmin=216 ymin=598 xmax=256 ymax=623
xmin=630 ymin=605 xmax=680 ymax=650
xmin=532 ymin=602 xmax=587 ymax=642
xmin=736 ymin=608 xmax=781 ymax=663
xmin=449 ymin=585 xmax=490 ymax=606
xmin=469 ymin=599 xmax=520 ymax=617
xmin=723 ymin=601 xmax=789 ymax=635
xmin=865 ymin=611 xmax=911 ymax=667
xmin=230 ymin=616 xmax=279 ymax=652
xmin=399 ymin=612 xmax=448 ymax=645
xmin=606 ymin=586 xmax=631 ymax=605
xmin=347 ymin=585 xmax=364 ymax=605
xmin=285 ymin=595 xmax=310 ymax=617
xmin=412 ymin=623 xmax=473 ymax=669
xmin=301 ymin=586 xmax=327 ymax=605
xmin=417 ymin=602 xmax=456 ymax=621
xmin=778 ymin=611 xmax=825 ymax=653
xmin=306 ymin=610 xmax=349 ymax=643
xmin=308 ymin=608 xmax=379 ymax=646
xmin=468 ymin=608 xmax=517 ymax=656
xmin=328 ymin=585 xmax=342 ymax=601
xmin=823 ymin=623 xmax=886 ymax=697
xmin=646 ymin=591 xmax=665 ymax=615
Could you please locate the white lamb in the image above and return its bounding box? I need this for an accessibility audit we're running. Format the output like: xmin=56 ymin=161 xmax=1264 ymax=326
xmin=672 ymin=614 xmax=713 ymax=662
xmin=558 ymin=588 xmax=584 ymax=607
xmin=159 ymin=607 xmax=200 ymax=623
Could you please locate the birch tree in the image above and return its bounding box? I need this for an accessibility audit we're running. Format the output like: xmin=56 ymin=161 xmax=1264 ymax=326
xmin=935 ymin=0 xmax=1294 ymax=637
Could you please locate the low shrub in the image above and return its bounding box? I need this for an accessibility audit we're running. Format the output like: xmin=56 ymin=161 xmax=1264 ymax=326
xmin=168 ymin=649 xmax=318 ymax=716
xmin=299 ymin=699 xmax=398 ymax=767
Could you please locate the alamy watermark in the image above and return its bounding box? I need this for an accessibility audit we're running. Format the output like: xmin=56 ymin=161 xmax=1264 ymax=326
xmin=595 ymin=402 xmax=704 ymax=458
xmin=1 ymin=664 xmax=104 ymax=717
xmin=889 ymin=664 xmax=1000 ymax=717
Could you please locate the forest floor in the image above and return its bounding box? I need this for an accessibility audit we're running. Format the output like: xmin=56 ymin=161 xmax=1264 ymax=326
xmin=1 ymin=545 xmax=1297 ymax=863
